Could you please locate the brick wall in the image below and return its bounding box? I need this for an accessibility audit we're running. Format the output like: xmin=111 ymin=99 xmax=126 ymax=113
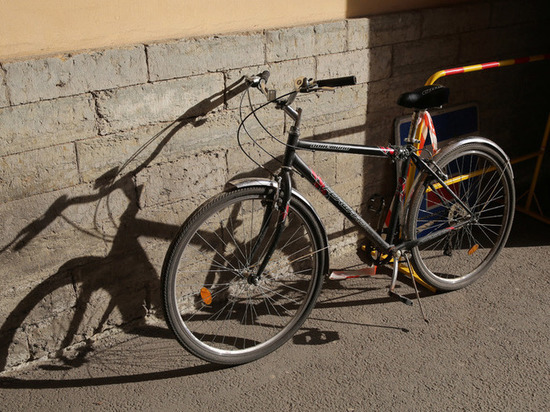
xmin=0 ymin=0 xmax=548 ymax=371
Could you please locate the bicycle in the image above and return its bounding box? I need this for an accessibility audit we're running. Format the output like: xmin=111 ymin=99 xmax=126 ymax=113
xmin=161 ymin=71 xmax=515 ymax=365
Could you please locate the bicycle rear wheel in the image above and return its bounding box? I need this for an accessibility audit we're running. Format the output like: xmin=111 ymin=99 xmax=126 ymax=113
xmin=161 ymin=185 xmax=326 ymax=364
xmin=406 ymin=140 xmax=515 ymax=291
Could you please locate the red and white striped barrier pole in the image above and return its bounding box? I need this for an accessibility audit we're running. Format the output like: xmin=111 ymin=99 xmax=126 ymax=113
xmin=425 ymin=54 xmax=550 ymax=86
xmin=423 ymin=53 xmax=550 ymax=224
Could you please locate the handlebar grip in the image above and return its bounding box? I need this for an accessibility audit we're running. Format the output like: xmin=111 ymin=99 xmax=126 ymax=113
xmin=259 ymin=70 xmax=270 ymax=83
xmin=317 ymin=76 xmax=357 ymax=88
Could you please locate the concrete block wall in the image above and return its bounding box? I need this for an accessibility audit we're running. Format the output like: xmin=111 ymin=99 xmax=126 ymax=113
xmin=0 ymin=0 xmax=548 ymax=371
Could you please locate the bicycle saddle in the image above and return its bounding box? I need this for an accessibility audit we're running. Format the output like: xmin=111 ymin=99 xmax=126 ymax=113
xmin=397 ymin=85 xmax=450 ymax=109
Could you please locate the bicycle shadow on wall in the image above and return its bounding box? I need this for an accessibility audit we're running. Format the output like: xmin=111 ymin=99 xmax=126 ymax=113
xmin=0 ymin=64 xmax=399 ymax=374
xmin=0 ymin=74 xmax=380 ymax=374
xmin=0 ymin=78 xmax=250 ymax=372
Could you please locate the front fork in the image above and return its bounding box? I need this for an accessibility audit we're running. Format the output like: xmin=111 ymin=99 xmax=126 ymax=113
xmin=248 ymin=170 xmax=293 ymax=284
xmin=248 ymin=109 xmax=302 ymax=285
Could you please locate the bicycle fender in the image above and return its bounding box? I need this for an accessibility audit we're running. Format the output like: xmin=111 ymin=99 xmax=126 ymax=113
xmin=406 ymin=135 xmax=514 ymax=208
xmin=435 ymin=136 xmax=514 ymax=178
xmin=226 ymin=178 xmax=330 ymax=275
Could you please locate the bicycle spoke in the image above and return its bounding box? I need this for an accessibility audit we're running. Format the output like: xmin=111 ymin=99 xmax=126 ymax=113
xmin=408 ymin=143 xmax=514 ymax=290
xmin=163 ymin=186 xmax=324 ymax=363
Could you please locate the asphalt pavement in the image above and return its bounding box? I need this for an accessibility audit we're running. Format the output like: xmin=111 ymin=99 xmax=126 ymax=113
xmin=1 ymin=212 xmax=549 ymax=411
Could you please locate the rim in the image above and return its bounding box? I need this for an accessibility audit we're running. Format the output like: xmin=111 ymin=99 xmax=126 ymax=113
xmin=412 ymin=149 xmax=511 ymax=284
xmin=167 ymin=192 xmax=320 ymax=358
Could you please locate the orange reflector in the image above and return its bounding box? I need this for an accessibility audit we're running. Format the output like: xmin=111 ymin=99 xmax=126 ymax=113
xmin=200 ymin=287 xmax=212 ymax=305
xmin=468 ymin=244 xmax=479 ymax=255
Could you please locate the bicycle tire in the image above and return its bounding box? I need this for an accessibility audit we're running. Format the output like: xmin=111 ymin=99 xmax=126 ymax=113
xmin=406 ymin=139 xmax=515 ymax=291
xmin=161 ymin=185 xmax=326 ymax=365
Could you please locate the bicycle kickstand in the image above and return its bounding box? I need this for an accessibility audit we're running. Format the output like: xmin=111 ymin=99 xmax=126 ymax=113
xmin=388 ymin=251 xmax=413 ymax=306
xmin=404 ymin=253 xmax=429 ymax=323
xmin=388 ymin=250 xmax=429 ymax=323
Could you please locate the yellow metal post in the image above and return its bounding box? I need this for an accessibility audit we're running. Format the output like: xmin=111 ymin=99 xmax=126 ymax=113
xmin=399 ymin=54 xmax=550 ymax=291
xmin=422 ymin=54 xmax=550 ymax=224
xmin=516 ymin=113 xmax=550 ymax=224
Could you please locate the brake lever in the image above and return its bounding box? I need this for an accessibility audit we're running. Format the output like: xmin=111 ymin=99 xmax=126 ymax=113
xmin=294 ymin=77 xmax=334 ymax=93
xmin=244 ymin=75 xmax=261 ymax=88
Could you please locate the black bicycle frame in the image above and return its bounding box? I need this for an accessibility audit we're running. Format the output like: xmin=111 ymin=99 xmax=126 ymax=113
xmin=250 ymin=140 xmax=400 ymax=283
xmin=292 ymin=144 xmax=395 ymax=253
xmin=251 ymin=103 xmax=470 ymax=281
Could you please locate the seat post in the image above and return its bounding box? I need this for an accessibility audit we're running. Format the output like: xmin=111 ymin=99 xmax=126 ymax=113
xmin=405 ymin=110 xmax=425 ymax=144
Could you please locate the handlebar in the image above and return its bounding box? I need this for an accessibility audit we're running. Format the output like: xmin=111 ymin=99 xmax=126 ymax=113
xmin=243 ymin=71 xmax=358 ymax=125
xmin=245 ymin=71 xmax=357 ymax=98
xmin=244 ymin=71 xmax=358 ymax=119
xmin=316 ymin=76 xmax=357 ymax=88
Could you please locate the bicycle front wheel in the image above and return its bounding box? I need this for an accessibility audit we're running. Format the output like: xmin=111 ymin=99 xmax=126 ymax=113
xmin=406 ymin=140 xmax=515 ymax=291
xmin=161 ymin=185 xmax=326 ymax=365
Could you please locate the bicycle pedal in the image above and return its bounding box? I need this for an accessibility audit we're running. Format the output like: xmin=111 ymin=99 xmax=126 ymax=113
xmin=388 ymin=290 xmax=413 ymax=306
xmin=357 ymin=243 xmax=377 ymax=265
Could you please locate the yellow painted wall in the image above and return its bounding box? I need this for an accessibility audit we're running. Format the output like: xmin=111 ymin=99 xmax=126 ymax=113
xmin=0 ymin=0 xmax=473 ymax=61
